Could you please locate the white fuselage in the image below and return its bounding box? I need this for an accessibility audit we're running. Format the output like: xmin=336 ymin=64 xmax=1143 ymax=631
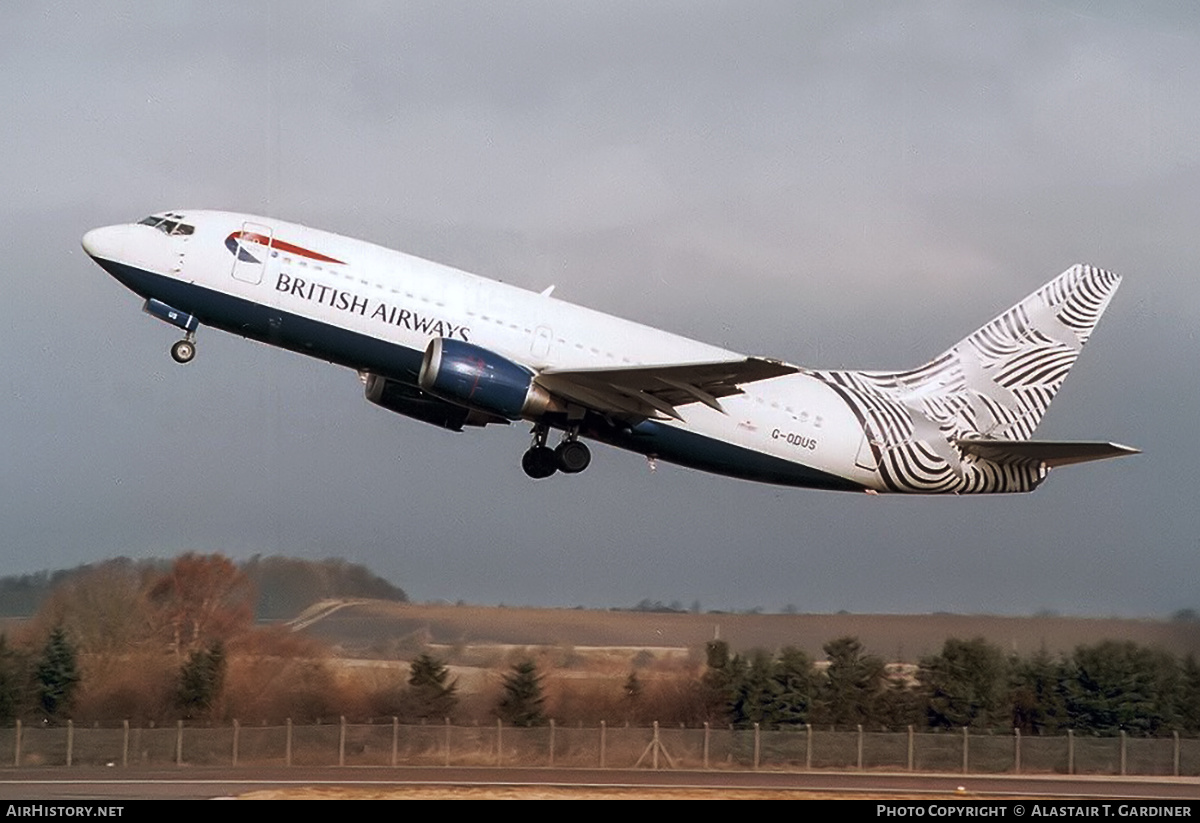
xmin=87 ymin=210 xmax=1134 ymax=493
xmin=83 ymin=210 xmax=874 ymax=490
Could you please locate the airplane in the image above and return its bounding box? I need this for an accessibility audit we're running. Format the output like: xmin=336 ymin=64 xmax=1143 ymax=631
xmin=82 ymin=210 xmax=1137 ymax=493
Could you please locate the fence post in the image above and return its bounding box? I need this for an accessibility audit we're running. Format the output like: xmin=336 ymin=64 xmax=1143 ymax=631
xmin=285 ymin=718 xmax=292 ymax=767
xmin=805 ymin=723 xmax=812 ymax=770
xmin=444 ymin=717 xmax=451 ymax=767
xmin=702 ymin=722 xmax=710 ymax=770
xmin=907 ymin=725 xmax=914 ymax=771
xmin=338 ymin=716 xmax=346 ymax=767
xmin=1120 ymin=730 xmax=1126 ymax=776
xmin=962 ymin=726 xmax=969 ymax=774
xmin=66 ymin=720 xmax=73 ymax=767
xmin=496 ymin=718 xmax=502 ymax=766
xmin=549 ymin=718 xmax=556 ymax=768
xmin=753 ymin=722 xmax=761 ymax=770
xmin=232 ymin=719 xmax=239 ymax=766
xmin=1068 ymin=729 xmax=1074 ymax=775
xmin=122 ymin=720 xmax=129 ymax=768
xmin=175 ymin=720 xmax=183 ymax=766
xmin=856 ymin=724 xmax=863 ymax=770
xmin=652 ymin=721 xmax=660 ymax=770
xmin=1174 ymin=730 xmax=1180 ymax=777
xmin=12 ymin=719 xmax=18 ymax=767
xmin=391 ymin=717 xmax=398 ymax=767
xmin=1014 ymin=727 xmax=1021 ymax=774
xmin=600 ymin=720 xmax=607 ymax=769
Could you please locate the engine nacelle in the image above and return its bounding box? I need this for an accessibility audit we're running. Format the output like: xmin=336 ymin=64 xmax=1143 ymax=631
xmin=364 ymin=373 xmax=500 ymax=431
xmin=419 ymin=338 xmax=556 ymax=420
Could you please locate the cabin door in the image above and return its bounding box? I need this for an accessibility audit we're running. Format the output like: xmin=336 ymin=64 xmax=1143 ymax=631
xmin=229 ymin=222 xmax=274 ymax=285
xmin=854 ymin=415 xmax=881 ymax=472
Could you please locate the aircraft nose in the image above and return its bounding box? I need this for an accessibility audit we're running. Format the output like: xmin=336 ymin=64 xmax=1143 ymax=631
xmin=81 ymin=225 xmax=123 ymax=261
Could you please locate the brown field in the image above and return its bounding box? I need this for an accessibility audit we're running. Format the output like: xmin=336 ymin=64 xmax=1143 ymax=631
xmin=301 ymin=600 xmax=1200 ymax=664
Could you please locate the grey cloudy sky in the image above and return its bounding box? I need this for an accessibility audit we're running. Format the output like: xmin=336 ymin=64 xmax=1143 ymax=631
xmin=2 ymin=2 xmax=1197 ymax=616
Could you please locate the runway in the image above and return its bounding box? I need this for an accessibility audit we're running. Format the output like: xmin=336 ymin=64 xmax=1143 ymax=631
xmin=0 ymin=767 xmax=1196 ymax=800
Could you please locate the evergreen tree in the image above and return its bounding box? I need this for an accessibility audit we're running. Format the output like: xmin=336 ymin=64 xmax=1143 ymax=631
xmin=495 ymin=659 xmax=546 ymax=726
xmin=1010 ymin=648 xmax=1068 ymax=735
xmin=0 ymin=635 xmax=23 ymax=725
xmin=919 ymin=637 xmax=1009 ymax=730
xmin=176 ymin=640 xmax=226 ymax=719
xmin=877 ymin=667 xmax=923 ymax=730
xmin=35 ymin=626 xmax=79 ymax=721
xmin=700 ymin=639 xmax=739 ymax=724
xmin=734 ymin=649 xmax=779 ymax=727
xmin=405 ymin=653 xmax=458 ymax=720
xmin=769 ymin=646 xmax=815 ymax=727
xmin=815 ymin=636 xmax=886 ymax=729
xmin=1065 ymin=641 xmax=1180 ymax=735
xmin=1178 ymin=655 xmax=1200 ymax=734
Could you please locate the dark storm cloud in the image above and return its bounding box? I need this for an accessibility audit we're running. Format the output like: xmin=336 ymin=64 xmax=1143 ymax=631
xmin=1 ymin=2 xmax=1197 ymax=618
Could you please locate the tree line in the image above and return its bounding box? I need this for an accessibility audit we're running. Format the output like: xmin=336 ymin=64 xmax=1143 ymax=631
xmin=0 ymin=553 xmax=1193 ymax=735
xmin=698 ymin=636 xmax=1200 ymax=736
xmin=0 ymin=555 xmax=407 ymax=620
xmin=348 ymin=634 xmax=1200 ymax=737
xmin=0 ymin=552 xmax=550 ymax=727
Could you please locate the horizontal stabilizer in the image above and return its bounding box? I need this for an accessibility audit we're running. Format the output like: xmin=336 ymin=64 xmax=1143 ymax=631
xmin=956 ymin=438 xmax=1140 ymax=468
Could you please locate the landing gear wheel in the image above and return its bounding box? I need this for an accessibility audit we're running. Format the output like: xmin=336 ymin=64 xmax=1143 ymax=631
xmin=170 ymin=339 xmax=196 ymax=364
xmin=555 ymin=440 xmax=591 ymax=474
xmin=521 ymin=446 xmax=558 ymax=479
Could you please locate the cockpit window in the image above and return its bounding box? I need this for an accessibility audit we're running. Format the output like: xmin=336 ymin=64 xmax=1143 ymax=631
xmin=138 ymin=215 xmax=194 ymax=236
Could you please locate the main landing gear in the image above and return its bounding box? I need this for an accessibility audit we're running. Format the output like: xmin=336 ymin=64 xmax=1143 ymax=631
xmin=522 ymin=424 xmax=592 ymax=479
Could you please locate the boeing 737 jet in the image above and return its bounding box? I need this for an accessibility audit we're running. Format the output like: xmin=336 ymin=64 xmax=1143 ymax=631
xmin=82 ymin=211 xmax=1136 ymax=493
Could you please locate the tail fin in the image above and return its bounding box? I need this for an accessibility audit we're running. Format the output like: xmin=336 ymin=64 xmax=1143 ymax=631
xmin=881 ymin=264 xmax=1122 ymax=440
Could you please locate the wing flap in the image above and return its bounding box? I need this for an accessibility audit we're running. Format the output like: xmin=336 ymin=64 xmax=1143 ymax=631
xmin=956 ymin=438 xmax=1140 ymax=468
xmin=536 ymin=357 xmax=796 ymax=420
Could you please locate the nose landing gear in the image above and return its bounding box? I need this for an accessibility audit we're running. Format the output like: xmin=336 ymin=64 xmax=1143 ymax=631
xmin=170 ymin=334 xmax=196 ymax=364
xmin=522 ymin=424 xmax=592 ymax=478
xmin=143 ymin=299 xmax=200 ymax=365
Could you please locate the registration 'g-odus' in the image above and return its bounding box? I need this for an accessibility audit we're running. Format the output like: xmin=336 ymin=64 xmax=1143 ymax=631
xmin=83 ymin=211 xmax=1137 ymax=493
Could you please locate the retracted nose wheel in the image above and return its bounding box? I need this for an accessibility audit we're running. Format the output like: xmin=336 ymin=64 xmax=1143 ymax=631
xmin=170 ymin=339 xmax=196 ymax=364
xmin=555 ymin=440 xmax=591 ymax=474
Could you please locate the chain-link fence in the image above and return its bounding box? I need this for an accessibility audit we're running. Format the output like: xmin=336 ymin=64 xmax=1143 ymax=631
xmin=1 ymin=720 xmax=1195 ymax=775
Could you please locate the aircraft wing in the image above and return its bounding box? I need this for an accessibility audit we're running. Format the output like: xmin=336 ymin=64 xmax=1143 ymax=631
xmin=535 ymin=357 xmax=796 ymax=421
xmin=955 ymin=438 xmax=1140 ymax=468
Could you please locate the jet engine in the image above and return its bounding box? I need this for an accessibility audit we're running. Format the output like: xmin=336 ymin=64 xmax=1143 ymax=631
xmin=363 ymin=373 xmax=501 ymax=431
xmin=419 ymin=338 xmax=557 ymax=420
